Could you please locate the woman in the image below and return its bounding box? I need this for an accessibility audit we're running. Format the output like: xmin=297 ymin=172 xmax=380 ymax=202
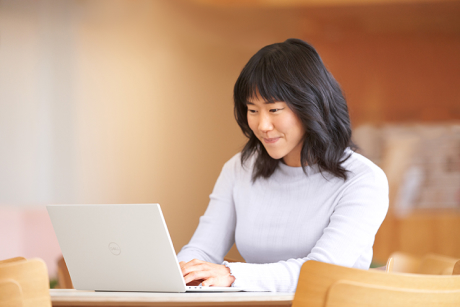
xmin=177 ymin=38 xmax=388 ymax=293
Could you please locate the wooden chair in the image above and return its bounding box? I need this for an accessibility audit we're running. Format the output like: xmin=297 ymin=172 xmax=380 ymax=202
xmin=0 ymin=258 xmax=51 ymax=307
xmin=56 ymin=256 xmax=73 ymax=289
xmin=418 ymin=253 xmax=459 ymax=275
xmin=324 ymin=280 xmax=460 ymax=307
xmin=370 ymin=257 xmax=394 ymax=273
xmin=453 ymin=260 xmax=460 ymax=275
xmin=389 ymin=251 xmax=422 ymax=273
xmin=0 ymin=257 xmax=26 ymax=266
xmin=0 ymin=279 xmax=23 ymax=307
xmin=292 ymin=260 xmax=460 ymax=307
xmin=389 ymin=251 xmax=459 ymax=275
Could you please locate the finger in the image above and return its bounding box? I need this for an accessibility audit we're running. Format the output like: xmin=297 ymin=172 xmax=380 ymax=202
xmin=201 ymin=277 xmax=215 ymax=287
xmin=182 ymin=263 xmax=208 ymax=276
xmin=180 ymin=260 xmax=194 ymax=273
xmin=189 ymin=259 xmax=203 ymax=265
xmin=184 ymin=270 xmax=210 ymax=284
xmin=180 ymin=259 xmax=203 ymax=271
xmin=183 ymin=270 xmax=212 ymax=284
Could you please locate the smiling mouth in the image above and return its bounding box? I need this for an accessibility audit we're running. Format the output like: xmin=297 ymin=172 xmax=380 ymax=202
xmin=263 ymin=137 xmax=280 ymax=144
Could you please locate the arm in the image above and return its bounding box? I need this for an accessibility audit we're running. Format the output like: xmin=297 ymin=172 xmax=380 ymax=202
xmin=177 ymin=156 xmax=238 ymax=265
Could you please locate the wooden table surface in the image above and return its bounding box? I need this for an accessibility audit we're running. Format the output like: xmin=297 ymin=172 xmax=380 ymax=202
xmin=50 ymin=289 xmax=294 ymax=307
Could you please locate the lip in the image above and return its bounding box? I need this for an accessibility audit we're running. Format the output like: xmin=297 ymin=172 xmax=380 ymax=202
xmin=263 ymin=137 xmax=280 ymax=144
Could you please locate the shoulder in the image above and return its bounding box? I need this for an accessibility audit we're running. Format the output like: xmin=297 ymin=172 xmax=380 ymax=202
xmin=337 ymin=149 xmax=389 ymax=217
xmin=221 ymin=152 xmax=254 ymax=179
xmin=342 ymin=149 xmax=388 ymax=188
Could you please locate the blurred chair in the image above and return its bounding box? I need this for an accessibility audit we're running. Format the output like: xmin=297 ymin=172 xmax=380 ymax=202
xmin=389 ymin=251 xmax=422 ymax=273
xmin=292 ymin=260 xmax=460 ymax=307
xmin=0 ymin=279 xmax=23 ymax=307
xmin=418 ymin=253 xmax=459 ymax=275
xmin=389 ymin=251 xmax=459 ymax=275
xmin=325 ymin=280 xmax=460 ymax=307
xmin=56 ymin=256 xmax=73 ymax=289
xmin=0 ymin=257 xmax=26 ymax=266
xmin=453 ymin=260 xmax=460 ymax=275
xmin=370 ymin=257 xmax=394 ymax=273
xmin=0 ymin=258 xmax=51 ymax=307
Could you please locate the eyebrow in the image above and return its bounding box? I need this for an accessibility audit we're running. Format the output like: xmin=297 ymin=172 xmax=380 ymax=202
xmin=246 ymin=101 xmax=276 ymax=105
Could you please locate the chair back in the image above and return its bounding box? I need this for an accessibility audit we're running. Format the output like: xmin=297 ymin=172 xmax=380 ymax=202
xmin=56 ymin=256 xmax=73 ymax=289
xmin=0 ymin=258 xmax=26 ymax=266
xmin=325 ymin=280 xmax=460 ymax=307
xmin=292 ymin=260 xmax=460 ymax=307
xmin=389 ymin=251 xmax=422 ymax=273
xmin=0 ymin=279 xmax=23 ymax=307
xmin=385 ymin=257 xmax=394 ymax=273
xmin=370 ymin=257 xmax=394 ymax=273
xmin=0 ymin=259 xmax=51 ymax=307
xmin=418 ymin=253 xmax=459 ymax=275
xmin=453 ymin=260 xmax=460 ymax=275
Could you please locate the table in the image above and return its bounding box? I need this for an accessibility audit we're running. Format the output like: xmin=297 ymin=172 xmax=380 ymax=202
xmin=50 ymin=289 xmax=294 ymax=307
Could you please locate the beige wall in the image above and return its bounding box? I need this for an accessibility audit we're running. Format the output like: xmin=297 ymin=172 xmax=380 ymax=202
xmin=0 ymin=0 xmax=300 ymax=261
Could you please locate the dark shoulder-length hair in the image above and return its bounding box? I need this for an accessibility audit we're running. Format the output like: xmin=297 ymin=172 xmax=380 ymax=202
xmin=234 ymin=38 xmax=357 ymax=181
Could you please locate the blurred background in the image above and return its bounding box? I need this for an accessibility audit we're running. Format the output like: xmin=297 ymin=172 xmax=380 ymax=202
xmin=0 ymin=0 xmax=459 ymax=278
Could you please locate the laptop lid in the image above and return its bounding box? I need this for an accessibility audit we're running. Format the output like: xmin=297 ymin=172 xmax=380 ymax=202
xmin=47 ymin=203 xmax=187 ymax=292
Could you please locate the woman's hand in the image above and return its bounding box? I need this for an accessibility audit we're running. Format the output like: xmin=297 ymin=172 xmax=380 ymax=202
xmin=179 ymin=259 xmax=235 ymax=287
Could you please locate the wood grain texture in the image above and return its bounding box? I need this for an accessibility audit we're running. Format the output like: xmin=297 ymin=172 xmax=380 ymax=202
xmin=0 ymin=279 xmax=23 ymax=307
xmin=0 ymin=259 xmax=51 ymax=307
xmin=325 ymin=280 xmax=460 ymax=307
xmin=292 ymin=260 xmax=460 ymax=307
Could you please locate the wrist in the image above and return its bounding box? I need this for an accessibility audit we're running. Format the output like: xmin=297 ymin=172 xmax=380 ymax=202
xmin=224 ymin=264 xmax=236 ymax=286
xmin=228 ymin=273 xmax=236 ymax=285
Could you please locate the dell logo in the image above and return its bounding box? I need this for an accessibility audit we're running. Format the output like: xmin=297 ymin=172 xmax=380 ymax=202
xmin=108 ymin=242 xmax=121 ymax=255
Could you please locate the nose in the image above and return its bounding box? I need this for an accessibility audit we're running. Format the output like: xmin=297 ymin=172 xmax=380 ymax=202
xmin=258 ymin=112 xmax=274 ymax=133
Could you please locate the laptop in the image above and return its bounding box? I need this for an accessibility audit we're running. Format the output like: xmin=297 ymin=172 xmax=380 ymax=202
xmin=47 ymin=203 xmax=242 ymax=292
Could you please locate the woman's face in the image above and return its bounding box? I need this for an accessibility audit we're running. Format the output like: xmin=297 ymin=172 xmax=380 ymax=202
xmin=247 ymin=94 xmax=305 ymax=167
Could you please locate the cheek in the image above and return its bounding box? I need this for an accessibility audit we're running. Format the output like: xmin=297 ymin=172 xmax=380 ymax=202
xmin=281 ymin=114 xmax=304 ymax=139
xmin=247 ymin=116 xmax=258 ymax=133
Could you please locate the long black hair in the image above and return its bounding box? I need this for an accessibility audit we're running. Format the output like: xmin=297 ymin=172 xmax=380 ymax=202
xmin=234 ymin=38 xmax=357 ymax=181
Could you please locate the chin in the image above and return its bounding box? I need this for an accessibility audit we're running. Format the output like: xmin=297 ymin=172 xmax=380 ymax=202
xmin=265 ymin=150 xmax=285 ymax=161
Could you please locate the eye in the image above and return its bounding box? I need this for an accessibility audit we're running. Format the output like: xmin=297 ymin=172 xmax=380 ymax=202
xmin=269 ymin=108 xmax=284 ymax=113
xmin=247 ymin=109 xmax=258 ymax=114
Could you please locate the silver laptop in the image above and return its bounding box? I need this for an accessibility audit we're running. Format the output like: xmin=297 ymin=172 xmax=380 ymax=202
xmin=47 ymin=203 xmax=242 ymax=292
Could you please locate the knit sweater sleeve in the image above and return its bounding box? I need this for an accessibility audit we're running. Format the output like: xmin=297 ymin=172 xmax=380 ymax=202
xmin=224 ymin=166 xmax=389 ymax=293
xmin=176 ymin=155 xmax=238 ymax=264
